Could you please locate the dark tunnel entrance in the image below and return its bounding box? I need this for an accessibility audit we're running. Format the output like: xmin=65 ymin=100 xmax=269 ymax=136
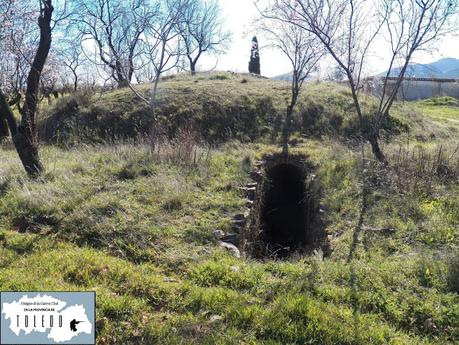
xmin=260 ymin=163 xmax=315 ymax=255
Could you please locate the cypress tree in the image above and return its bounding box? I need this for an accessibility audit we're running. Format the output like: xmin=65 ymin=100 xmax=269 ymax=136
xmin=248 ymin=36 xmax=260 ymax=75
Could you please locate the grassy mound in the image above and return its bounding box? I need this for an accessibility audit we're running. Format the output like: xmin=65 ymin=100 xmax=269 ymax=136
xmin=2 ymin=74 xmax=459 ymax=344
xmin=40 ymin=72 xmax=412 ymax=145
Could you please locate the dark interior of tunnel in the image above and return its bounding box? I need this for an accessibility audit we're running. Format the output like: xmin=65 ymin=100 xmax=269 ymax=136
xmin=260 ymin=163 xmax=314 ymax=254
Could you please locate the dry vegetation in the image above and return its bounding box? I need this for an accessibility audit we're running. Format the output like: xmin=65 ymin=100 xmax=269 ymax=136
xmin=1 ymin=74 xmax=458 ymax=344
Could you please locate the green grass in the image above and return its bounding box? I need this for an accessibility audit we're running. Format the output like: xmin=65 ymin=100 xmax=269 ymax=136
xmin=391 ymin=96 xmax=459 ymax=140
xmin=1 ymin=76 xmax=459 ymax=344
xmin=416 ymin=104 xmax=459 ymax=129
xmin=1 ymin=137 xmax=458 ymax=344
xmin=422 ymin=96 xmax=459 ymax=107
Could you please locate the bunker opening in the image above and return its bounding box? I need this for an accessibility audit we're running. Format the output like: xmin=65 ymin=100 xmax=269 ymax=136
xmin=262 ymin=164 xmax=308 ymax=247
xmin=247 ymin=156 xmax=325 ymax=258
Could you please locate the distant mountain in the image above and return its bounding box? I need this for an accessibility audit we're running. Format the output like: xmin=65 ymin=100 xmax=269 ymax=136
xmin=271 ymin=71 xmax=315 ymax=81
xmin=380 ymin=57 xmax=459 ymax=78
xmin=272 ymin=58 xmax=459 ymax=80
xmin=272 ymin=72 xmax=294 ymax=81
xmin=447 ymin=68 xmax=459 ymax=78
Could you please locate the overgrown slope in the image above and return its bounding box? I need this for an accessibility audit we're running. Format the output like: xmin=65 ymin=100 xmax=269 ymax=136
xmin=39 ymin=72 xmax=433 ymax=145
xmin=1 ymin=75 xmax=458 ymax=344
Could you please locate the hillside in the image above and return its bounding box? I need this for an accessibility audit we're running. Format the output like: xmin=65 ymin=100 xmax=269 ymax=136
xmin=1 ymin=73 xmax=459 ymax=344
xmin=40 ymin=72 xmax=455 ymax=145
xmin=41 ymin=72 xmax=362 ymax=144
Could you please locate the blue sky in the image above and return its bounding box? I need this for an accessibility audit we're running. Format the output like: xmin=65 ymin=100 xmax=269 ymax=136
xmin=199 ymin=0 xmax=459 ymax=77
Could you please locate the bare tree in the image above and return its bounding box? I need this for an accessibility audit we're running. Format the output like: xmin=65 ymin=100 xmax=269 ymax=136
xmin=77 ymin=0 xmax=154 ymax=88
xmin=259 ymin=0 xmax=458 ymax=163
xmin=0 ymin=0 xmax=54 ymax=176
xmin=374 ymin=0 xmax=458 ymax=144
xmin=179 ymin=0 xmax=230 ymax=75
xmin=40 ymin=53 xmax=62 ymax=103
xmin=0 ymin=2 xmax=11 ymax=139
xmin=258 ymin=18 xmax=323 ymax=156
xmin=56 ymin=37 xmax=86 ymax=91
xmin=140 ymin=0 xmax=188 ymax=113
xmin=0 ymin=0 xmax=37 ymax=141
xmin=0 ymin=15 xmax=34 ymax=101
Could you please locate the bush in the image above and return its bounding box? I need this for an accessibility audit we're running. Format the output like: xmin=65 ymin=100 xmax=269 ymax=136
xmin=387 ymin=143 xmax=459 ymax=194
xmin=209 ymin=74 xmax=229 ymax=80
xmin=422 ymin=96 xmax=458 ymax=107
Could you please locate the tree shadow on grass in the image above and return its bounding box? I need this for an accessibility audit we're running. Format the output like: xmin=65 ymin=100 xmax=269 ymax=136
xmin=347 ymin=182 xmax=369 ymax=263
xmin=347 ymin=166 xmax=371 ymax=343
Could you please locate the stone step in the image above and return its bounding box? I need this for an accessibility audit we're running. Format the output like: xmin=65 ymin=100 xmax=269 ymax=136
xmin=245 ymin=199 xmax=254 ymax=207
xmin=238 ymin=186 xmax=256 ymax=200
xmin=250 ymin=170 xmax=263 ymax=181
xmin=221 ymin=233 xmax=240 ymax=246
xmin=232 ymin=219 xmax=246 ymax=228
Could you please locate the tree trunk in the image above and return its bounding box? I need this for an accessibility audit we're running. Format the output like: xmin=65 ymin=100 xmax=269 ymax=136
xmin=21 ymin=1 xmax=53 ymax=142
xmin=12 ymin=127 xmax=44 ymax=177
xmin=0 ymin=0 xmax=53 ymax=177
xmin=189 ymin=51 xmax=202 ymax=76
xmin=0 ymin=92 xmax=18 ymax=135
xmin=117 ymin=78 xmax=129 ymax=89
xmin=282 ymin=105 xmax=293 ymax=157
xmin=1 ymin=93 xmax=23 ymax=141
xmin=73 ymin=71 xmax=78 ymax=92
xmin=190 ymin=62 xmax=196 ymax=76
xmin=0 ymin=114 xmax=8 ymax=141
xmin=116 ymin=61 xmax=129 ymax=88
xmin=0 ymin=90 xmax=44 ymax=177
xmin=368 ymin=134 xmax=387 ymax=165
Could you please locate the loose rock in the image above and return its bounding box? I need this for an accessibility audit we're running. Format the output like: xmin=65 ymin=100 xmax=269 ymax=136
xmin=221 ymin=233 xmax=240 ymax=246
xmin=209 ymin=314 xmax=223 ymax=323
xmin=212 ymin=229 xmax=225 ymax=239
xmin=219 ymin=241 xmax=241 ymax=258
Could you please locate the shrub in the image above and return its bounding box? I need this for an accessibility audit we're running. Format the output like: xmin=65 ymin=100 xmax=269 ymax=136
xmin=422 ymin=96 xmax=458 ymax=107
xmin=209 ymin=74 xmax=229 ymax=80
xmin=387 ymin=143 xmax=459 ymax=194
